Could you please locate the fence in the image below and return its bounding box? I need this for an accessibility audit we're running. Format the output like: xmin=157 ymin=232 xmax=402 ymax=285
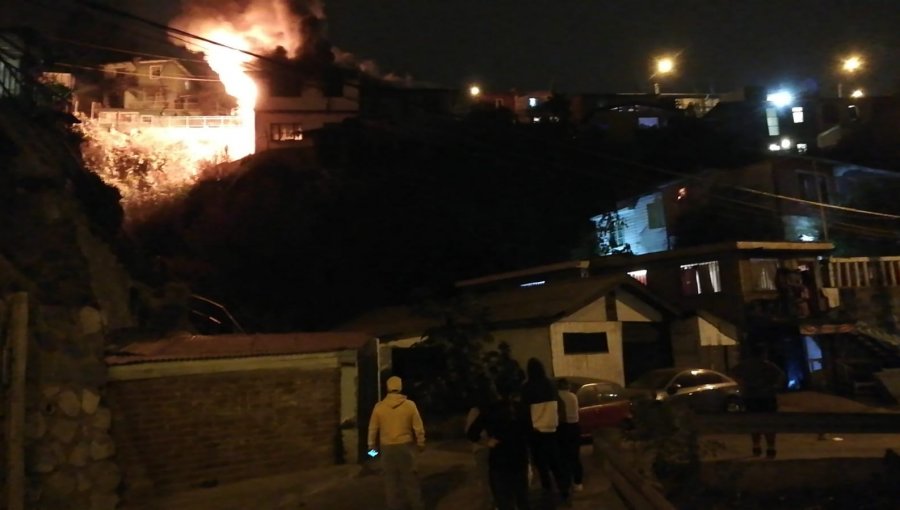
xmin=95 ymin=111 xmax=244 ymax=130
xmin=825 ymin=256 xmax=900 ymax=288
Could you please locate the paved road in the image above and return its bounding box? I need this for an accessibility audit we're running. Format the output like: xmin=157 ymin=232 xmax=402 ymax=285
xmin=123 ymin=441 xmax=627 ymax=510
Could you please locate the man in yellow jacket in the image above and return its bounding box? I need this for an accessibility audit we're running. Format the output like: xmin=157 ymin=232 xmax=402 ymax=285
xmin=368 ymin=376 xmax=426 ymax=510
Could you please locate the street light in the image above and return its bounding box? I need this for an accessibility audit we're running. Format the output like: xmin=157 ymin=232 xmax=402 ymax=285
xmin=838 ymin=55 xmax=864 ymax=98
xmin=652 ymin=57 xmax=675 ymax=94
xmin=850 ymin=89 xmax=864 ymax=99
xmin=469 ymin=84 xmax=481 ymax=97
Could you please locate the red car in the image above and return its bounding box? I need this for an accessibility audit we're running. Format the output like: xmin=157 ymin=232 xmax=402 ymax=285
xmin=557 ymin=377 xmax=633 ymax=437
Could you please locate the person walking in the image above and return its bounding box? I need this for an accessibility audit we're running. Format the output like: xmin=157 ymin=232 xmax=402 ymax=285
xmin=368 ymin=376 xmax=426 ymax=510
xmin=522 ymin=358 xmax=571 ymax=506
xmin=556 ymin=378 xmax=583 ymax=492
xmin=467 ymin=386 xmax=531 ymax=510
xmin=730 ymin=344 xmax=786 ymax=459
xmin=466 ymin=390 xmax=497 ymax=510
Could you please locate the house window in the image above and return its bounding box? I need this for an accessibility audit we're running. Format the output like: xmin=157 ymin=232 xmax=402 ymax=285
xmin=562 ymin=332 xmax=609 ymax=355
xmin=118 ymin=113 xmax=135 ymax=124
xmin=750 ymin=259 xmax=779 ymax=291
xmin=638 ymin=117 xmax=659 ymax=128
xmin=184 ymin=81 xmax=191 ymax=91
xmin=149 ymin=65 xmax=162 ymax=79
xmin=271 ymin=123 xmax=304 ymax=141
xmin=680 ymin=260 xmax=722 ymax=296
xmin=646 ymin=200 xmax=665 ymax=229
xmin=792 ymin=106 xmax=804 ymax=123
xmin=140 ymin=115 xmax=153 ymax=126
xmin=528 ymin=97 xmax=538 ymax=107
xmin=766 ymin=107 xmax=780 ymax=136
xmin=628 ymin=269 xmax=647 ymax=285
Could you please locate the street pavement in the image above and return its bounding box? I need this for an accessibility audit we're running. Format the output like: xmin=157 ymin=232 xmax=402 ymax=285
xmin=123 ymin=392 xmax=896 ymax=509
xmin=123 ymin=440 xmax=626 ymax=510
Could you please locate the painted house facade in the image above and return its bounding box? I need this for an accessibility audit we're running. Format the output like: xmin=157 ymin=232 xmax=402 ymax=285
xmin=593 ymin=156 xmax=900 ymax=255
xmin=341 ymin=275 xmax=738 ymax=385
xmin=252 ymin=69 xmax=359 ymax=152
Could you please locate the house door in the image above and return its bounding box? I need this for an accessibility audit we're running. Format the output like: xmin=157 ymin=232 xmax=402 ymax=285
xmin=621 ymin=323 xmax=672 ymax=384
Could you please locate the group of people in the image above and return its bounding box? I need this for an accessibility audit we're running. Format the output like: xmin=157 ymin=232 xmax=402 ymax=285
xmin=465 ymin=358 xmax=584 ymax=509
xmin=366 ymin=358 xmax=586 ymax=510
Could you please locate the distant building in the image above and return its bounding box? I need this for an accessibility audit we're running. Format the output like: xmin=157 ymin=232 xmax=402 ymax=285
xmin=591 ymin=156 xmax=900 ymax=255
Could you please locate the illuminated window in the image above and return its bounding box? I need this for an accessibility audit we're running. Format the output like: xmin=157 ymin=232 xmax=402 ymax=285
xmin=140 ymin=115 xmax=153 ymax=125
xmin=638 ymin=117 xmax=659 ymax=128
xmin=149 ymin=65 xmax=162 ymax=79
xmin=797 ymin=143 xmax=808 ymax=153
xmin=118 ymin=113 xmax=135 ymax=124
xmin=766 ymin=107 xmax=780 ymax=136
xmin=680 ymin=261 xmax=722 ymax=296
xmin=792 ymin=106 xmax=804 ymax=123
xmin=750 ymin=259 xmax=778 ymax=291
xmin=528 ymin=97 xmax=538 ymax=107
xmin=271 ymin=123 xmax=304 ymax=141
xmin=628 ymin=269 xmax=647 ymax=285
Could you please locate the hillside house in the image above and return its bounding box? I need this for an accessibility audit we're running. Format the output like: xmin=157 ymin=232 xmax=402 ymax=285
xmin=593 ymin=156 xmax=900 ymax=255
xmin=341 ymin=275 xmax=739 ymax=385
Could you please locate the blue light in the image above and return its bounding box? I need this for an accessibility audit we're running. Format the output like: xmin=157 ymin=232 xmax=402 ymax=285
xmin=767 ymin=91 xmax=794 ymax=108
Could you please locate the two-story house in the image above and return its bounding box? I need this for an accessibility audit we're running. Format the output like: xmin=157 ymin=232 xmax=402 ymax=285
xmin=593 ymin=155 xmax=900 ymax=256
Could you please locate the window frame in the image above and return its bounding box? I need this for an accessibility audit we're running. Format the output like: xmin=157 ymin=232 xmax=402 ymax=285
xmin=270 ymin=122 xmax=304 ymax=142
xmin=148 ymin=65 xmax=162 ymax=80
xmin=562 ymin=332 xmax=610 ymax=355
xmin=680 ymin=260 xmax=723 ymax=296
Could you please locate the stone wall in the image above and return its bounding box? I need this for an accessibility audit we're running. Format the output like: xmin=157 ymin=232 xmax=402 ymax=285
xmin=1 ymin=102 xmax=135 ymax=509
xmin=107 ymin=367 xmax=341 ymax=498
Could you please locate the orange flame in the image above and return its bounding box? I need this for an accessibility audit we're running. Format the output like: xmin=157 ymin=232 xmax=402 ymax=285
xmin=172 ymin=0 xmax=303 ymax=159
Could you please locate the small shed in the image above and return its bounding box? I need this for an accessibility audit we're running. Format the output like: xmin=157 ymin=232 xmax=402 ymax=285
xmin=343 ymin=275 xmax=714 ymax=385
xmin=105 ymin=332 xmax=378 ymax=497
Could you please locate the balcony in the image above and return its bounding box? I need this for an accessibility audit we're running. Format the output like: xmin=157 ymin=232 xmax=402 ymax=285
xmin=824 ymin=256 xmax=900 ymax=288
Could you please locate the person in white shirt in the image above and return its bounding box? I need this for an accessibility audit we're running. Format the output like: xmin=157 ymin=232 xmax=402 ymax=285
xmin=557 ymin=378 xmax=583 ymax=492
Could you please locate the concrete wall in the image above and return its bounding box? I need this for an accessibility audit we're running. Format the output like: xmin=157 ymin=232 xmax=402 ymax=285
xmin=549 ymin=321 xmax=625 ymax=383
xmin=106 ymin=354 xmax=347 ymax=497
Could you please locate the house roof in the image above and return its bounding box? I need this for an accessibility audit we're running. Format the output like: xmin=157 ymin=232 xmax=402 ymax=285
xmin=105 ymin=332 xmax=372 ymax=366
xmin=339 ymin=274 xmax=680 ymax=340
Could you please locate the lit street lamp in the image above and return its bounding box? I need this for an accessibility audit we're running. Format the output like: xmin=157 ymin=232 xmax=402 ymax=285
xmin=850 ymin=89 xmax=864 ymax=99
xmin=652 ymin=57 xmax=675 ymax=95
xmin=838 ymin=55 xmax=863 ymax=98
xmin=469 ymin=84 xmax=481 ymax=98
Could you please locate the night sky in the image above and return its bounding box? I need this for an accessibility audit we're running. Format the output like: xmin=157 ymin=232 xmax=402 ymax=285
xmin=12 ymin=0 xmax=900 ymax=95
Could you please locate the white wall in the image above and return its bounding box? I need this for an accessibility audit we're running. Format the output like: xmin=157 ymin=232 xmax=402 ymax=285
xmin=593 ymin=191 xmax=669 ymax=255
xmin=549 ymin=321 xmax=625 ymax=384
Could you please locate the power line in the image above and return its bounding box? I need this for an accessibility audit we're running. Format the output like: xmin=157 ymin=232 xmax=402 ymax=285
xmin=53 ymin=62 xmax=224 ymax=82
xmin=47 ymin=35 xmax=212 ymax=64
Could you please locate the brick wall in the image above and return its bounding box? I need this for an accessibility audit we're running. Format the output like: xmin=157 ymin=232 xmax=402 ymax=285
xmin=107 ymin=367 xmax=340 ymax=495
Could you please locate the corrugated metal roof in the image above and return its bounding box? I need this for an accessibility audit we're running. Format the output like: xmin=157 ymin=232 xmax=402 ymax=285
xmin=340 ymin=274 xmax=676 ymax=339
xmin=105 ymin=332 xmax=372 ymax=366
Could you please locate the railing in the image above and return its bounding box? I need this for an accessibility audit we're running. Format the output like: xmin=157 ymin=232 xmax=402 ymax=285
xmin=825 ymin=256 xmax=900 ymax=288
xmin=96 ymin=112 xmax=243 ymax=130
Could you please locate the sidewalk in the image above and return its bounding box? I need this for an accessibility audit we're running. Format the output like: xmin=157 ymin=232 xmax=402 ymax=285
xmin=123 ymin=441 xmax=627 ymax=510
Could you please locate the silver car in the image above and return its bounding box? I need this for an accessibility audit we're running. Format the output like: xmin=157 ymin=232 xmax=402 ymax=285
xmin=628 ymin=368 xmax=744 ymax=413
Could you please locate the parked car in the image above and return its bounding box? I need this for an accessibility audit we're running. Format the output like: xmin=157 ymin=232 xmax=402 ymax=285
xmin=627 ymin=368 xmax=744 ymax=413
xmin=557 ymin=377 xmax=633 ymax=437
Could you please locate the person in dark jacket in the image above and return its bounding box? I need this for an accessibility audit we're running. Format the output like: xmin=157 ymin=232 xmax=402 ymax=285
xmin=730 ymin=343 xmax=786 ymax=459
xmin=522 ymin=358 xmax=570 ymax=506
xmin=467 ymin=387 xmax=531 ymax=510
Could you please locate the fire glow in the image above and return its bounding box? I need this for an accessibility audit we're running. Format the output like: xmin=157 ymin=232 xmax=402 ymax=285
xmin=172 ymin=0 xmax=304 ymax=159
